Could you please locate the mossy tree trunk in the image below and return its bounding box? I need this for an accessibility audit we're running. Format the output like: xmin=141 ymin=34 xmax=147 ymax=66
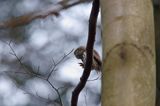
xmin=100 ymin=0 xmax=156 ymax=106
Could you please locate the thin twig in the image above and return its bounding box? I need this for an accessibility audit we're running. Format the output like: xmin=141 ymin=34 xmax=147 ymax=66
xmin=47 ymin=49 xmax=73 ymax=80
xmin=71 ymin=0 xmax=100 ymax=106
xmin=6 ymin=41 xmax=73 ymax=106
xmin=24 ymin=90 xmax=54 ymax=104
xmin=47 ymin=80 xmax=63 ymax=106
xmin=7 ymin=42 xmax=46 ymax=79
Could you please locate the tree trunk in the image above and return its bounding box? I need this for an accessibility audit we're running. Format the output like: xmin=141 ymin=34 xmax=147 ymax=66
xmin=100 ymin=0 xmax=156 ymax=106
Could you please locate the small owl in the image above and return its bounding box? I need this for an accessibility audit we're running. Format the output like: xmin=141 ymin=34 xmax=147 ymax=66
xmin=74 ymin=46 xmax=102 ymax=72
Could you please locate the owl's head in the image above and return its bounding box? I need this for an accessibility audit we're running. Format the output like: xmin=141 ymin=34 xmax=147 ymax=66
xmin=74 ymin=46 xmax=86 ymax=59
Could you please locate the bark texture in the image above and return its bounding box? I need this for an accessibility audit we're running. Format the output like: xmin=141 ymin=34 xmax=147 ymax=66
xmin=100 ymin=0 xmax=156 ymax=106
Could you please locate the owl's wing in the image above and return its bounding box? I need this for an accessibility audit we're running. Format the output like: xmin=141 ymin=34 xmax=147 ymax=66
xmin=93 ymin=50 xmax=102 ymax=67
xmin=82 ymin=52 xmax=86 ymax=62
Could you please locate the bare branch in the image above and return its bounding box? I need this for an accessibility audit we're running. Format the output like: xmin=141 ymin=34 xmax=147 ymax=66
xmin=24 ymin=91 xmax=54 ymax=104
xmin=71 ymin=0 xmax=100 ymax=106
xmin=47 ymin=49 xmax=73 ymax=80
xmin=6 ymin=41 xmax=48 ymax=80
xmin=6 ymin=41 xmax=73 ymax=106
xmin=47 ymin=80 xmax=63 ymax=106
xmin=0 ymin=0 xmax=92 ymax=29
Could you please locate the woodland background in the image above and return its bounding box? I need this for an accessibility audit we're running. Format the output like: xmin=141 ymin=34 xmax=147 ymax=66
xmin=0 ymin=0 xmax=101 ymax=106
xmin=0 ymin=0 xmax=159 ymax=106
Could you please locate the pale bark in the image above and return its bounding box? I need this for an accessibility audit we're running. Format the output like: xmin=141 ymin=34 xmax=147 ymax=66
xmin=100 ymin=0 xmax=156 ymax=106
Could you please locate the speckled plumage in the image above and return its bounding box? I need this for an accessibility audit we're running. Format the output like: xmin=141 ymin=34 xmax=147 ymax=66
xmin=74 ymin=46 xmax=102 ymax=72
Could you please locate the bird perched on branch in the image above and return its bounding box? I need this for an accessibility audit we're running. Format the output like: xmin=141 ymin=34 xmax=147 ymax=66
xmin=74 ymin=46 xmax=102 ymax=72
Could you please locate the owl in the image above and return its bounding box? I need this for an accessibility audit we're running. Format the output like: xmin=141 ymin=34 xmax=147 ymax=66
xmin=74 ymin=46 xmax=102 ymax=72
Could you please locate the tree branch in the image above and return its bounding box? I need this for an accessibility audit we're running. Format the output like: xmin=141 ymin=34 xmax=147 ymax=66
xmin=0 ymin=0 xmax=92 ymax=29
xmin=6 ymin=41 xmax=73 ymax=106
xmin=71 ymin=0 xmax=100 ymax=106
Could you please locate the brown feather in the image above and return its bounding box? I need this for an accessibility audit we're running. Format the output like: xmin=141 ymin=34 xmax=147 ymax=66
xmin=74 ymin=46 xmax=102 ymax=72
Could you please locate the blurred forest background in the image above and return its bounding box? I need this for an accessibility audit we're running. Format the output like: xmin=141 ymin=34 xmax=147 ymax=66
xmin=0 ymin=0 xmax=101 ymax=106
xmin=0 ymin=0 xmax=159 ymax=106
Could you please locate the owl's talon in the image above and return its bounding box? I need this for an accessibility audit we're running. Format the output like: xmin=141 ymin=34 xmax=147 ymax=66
xmin=78 ymin=63 xmax=84 ymax=68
